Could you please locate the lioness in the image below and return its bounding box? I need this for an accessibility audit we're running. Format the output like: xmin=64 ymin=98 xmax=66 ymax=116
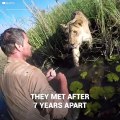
xmin=61 ymin=11 xmax=92 ymax=67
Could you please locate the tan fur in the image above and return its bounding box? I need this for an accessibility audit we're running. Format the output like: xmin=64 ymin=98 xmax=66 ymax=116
xmin=61 ymin=11 xmax=92 ymax=67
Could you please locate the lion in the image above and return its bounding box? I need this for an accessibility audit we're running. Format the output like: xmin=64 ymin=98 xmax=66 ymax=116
xmin=61 ymin=11 xmax=92 ymax=67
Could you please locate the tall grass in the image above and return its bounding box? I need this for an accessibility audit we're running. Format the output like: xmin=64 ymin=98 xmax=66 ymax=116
xmin=26 ymin=0 xmax=120 ymax=68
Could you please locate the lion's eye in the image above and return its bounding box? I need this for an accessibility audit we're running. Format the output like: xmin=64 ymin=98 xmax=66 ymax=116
xmin=73 ymin=30 xmax=77 ymax=34
xmin=78 ymin=23 xmax=81 ymax=26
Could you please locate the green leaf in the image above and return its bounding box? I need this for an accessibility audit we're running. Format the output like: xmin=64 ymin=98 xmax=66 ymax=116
xmin=106 ymin=73 xmax=113 ymax=81
xmin=110 ymin=55 xmax=117 ymax=60
xmin=116 ymin=65 xmax=120 ymax=72
xmin=80 ymin=71 xmax=88 ymax=79
xmin=106 ymin=55 xmax=120 ymax=62
xmin=103 ymin=86 xmax=115 ymax=99
xmin=90 ymin=86 xmax=104 ymax=99
xmin=106 ymin=73 xmax=119 ymax=82
xmin=73 ymin=89 xmax=85 ymax=100
xmin=75 ymin=89 xmax=85 ymax=94
xmin=84 ymin=102 xmax=92 ymax=115
xmin=69 ymin=81 xmax=83 ymax=92
xmin=92 ymin=102 xmax=101 ymax=112
xmin=112 ymin=73 xmax=119 ymax=81
xmin=84 ymin=102 xmax=101 ymax=116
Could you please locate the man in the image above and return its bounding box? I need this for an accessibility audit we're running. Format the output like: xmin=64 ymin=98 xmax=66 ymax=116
xmin=0 ymin=28 xmax=69 ymax=120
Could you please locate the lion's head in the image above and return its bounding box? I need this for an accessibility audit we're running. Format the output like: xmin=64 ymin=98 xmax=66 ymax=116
xmin=61 ymin=11 xmax=92 ymax=48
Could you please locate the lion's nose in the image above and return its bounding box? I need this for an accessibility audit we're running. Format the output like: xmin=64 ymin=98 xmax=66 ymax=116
xmin=70 ymin=43 xmax=74 ymax=46
xmin=70 ymin=43 xmax=75 ymax=48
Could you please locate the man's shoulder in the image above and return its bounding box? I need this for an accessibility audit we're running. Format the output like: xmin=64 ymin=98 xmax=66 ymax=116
xmin=5 ymin=61 xmax=41 ymax=75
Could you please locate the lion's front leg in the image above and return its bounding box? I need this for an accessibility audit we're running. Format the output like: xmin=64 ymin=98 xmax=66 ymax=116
xmin=72 ymin=47 xmax=80 ymax=67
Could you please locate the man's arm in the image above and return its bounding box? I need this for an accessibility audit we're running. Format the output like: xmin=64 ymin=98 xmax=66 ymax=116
xmin=45 ymin=68 xmax=69 ymax=99
xmin=55 ymin=72 xmax=69 ymax=99
xmin=29 ymin=67 xmax=69 ymax=119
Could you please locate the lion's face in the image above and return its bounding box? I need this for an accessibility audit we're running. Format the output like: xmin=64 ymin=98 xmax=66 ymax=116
xmin=68 ymin=21 xmax=92 ymax=48
xmin=68 ymin=23 xmax=81 ymax=48
xmin=61 ymin=11 xmax=92 ymax=49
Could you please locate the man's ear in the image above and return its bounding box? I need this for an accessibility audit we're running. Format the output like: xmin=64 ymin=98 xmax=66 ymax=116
xmin=15 ymin=43 xmax=23 ymax=52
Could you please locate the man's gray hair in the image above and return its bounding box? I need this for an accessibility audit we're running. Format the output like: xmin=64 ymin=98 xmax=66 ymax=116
xmin=0 ymin=28 xmax=26 ymax=56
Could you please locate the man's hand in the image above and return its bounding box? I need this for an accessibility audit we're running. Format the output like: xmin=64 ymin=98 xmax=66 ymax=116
xmin=46 ymin=68 xmax=56 ymax=81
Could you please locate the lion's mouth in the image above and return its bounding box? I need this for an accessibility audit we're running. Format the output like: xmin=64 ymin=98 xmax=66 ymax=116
xmin=69 ymin=44 xmax=79 ymax=49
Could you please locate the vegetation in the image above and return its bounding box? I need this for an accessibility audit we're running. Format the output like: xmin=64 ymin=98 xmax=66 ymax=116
xmin=27 ymin=0 xmax=120 ymax=119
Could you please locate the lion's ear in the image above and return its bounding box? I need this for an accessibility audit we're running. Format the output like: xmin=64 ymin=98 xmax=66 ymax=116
xmin=60 ymin=24 xmax=67 ymax=28
xmin=69 ymin=19 xmax=76 ymax=24
xmin=70 ymin=19 xmax=83 ymax=26
xmin=60 ymin=24 xmax=68 ymax=32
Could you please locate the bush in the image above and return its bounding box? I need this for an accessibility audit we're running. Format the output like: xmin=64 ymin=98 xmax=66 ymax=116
xmin=27 ymin=0 xmax=120 ymax=69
